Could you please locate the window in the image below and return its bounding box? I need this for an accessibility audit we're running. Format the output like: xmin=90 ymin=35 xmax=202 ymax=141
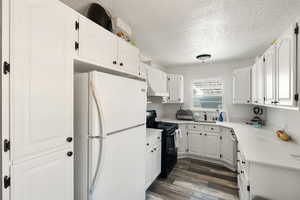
xmin=192 ymin=79 xmax=224 ymax=109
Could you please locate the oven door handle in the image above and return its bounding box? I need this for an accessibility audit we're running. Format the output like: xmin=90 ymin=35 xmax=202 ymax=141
xmin=168 ymin=132 xmax=175 ymax=136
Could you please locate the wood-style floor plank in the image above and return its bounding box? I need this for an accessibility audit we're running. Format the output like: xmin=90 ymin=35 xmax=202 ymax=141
xmin=147 ymin=158 xmax=239 ymax=200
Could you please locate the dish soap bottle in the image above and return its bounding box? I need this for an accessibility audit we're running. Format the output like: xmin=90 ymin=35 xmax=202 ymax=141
xmin=218 ymin=112 xmax=224 ymax=122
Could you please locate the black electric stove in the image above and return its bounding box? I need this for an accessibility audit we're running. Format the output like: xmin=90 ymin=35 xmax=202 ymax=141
xmin=146 ymin=110 xmax=178 ymax=178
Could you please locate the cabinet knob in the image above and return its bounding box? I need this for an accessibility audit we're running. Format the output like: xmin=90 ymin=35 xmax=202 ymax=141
xmin=200 ymin=133 xmax=202 ymax=135
xmin=146 ymin=143 xmax=149 ymax=146
xmin=66 ymin=137 xmax=73 ymax=142
xmin=67 ymin=151 xmax=73 ymax=157
xmin=157 ymin=137 xmax=160 ymax=139
xmin=154 ymin=148 xmax=157 ymax=151
xmin=120 ymin=62 xmax=124 ymax=66
xmin=204 ymin=133 xmax=207 ymax=136
xmin=241 ymin=170 xmax=244 ymax=174
xmin=151 ymin=150 xmax=154 ymax=153
xmin=113 ymin=61 xmax=117 ymax=65
xmin=242 ymin=161 xmax=246 ymax=164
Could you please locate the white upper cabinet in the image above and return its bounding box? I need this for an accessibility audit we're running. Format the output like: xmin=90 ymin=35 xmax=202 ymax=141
xmin=233 ymin=67 xmax=252 ymax=104
xmin=117 ymin=37 xmax=140 ymax=75
xmin=10 ymin=0 xmax=75 ymax=161
xmin=251 ymin=63 xmax=258 ymax=103
xmin=252 ymin=57 xmax=265 ymax=104
xmin=264 ymin=45 xmax=277 ymax=105
xmin=77 ymin=16 xmax=140 ymax=76
xmin=78 ymin=15 xmax=118 ymax=70
xmin=164 ymin=74 xmax=184 ymax=104
xmin=275 ymin=24 xmax=298 ymax=107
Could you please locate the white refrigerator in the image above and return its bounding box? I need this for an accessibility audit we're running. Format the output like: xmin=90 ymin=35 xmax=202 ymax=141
xmin=74 ymin=71 xmax=146 ymax=200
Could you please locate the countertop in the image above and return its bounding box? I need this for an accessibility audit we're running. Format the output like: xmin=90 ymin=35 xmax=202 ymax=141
xmin=146 ymin=128 xmax=163 ymax=138
xmin=159 ymin=118 xmax=300 ymax=171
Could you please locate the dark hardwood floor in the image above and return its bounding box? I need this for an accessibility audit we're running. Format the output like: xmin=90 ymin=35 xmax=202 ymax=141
xmin=146 ymin=158 xmax=239 ymax=200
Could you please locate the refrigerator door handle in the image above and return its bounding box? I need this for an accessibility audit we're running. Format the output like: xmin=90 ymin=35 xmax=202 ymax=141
xmin=89 ymin=81 xmax=105 ymax=195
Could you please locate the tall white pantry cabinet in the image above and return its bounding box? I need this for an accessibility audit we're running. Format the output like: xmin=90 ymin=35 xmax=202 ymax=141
xmin=1 ymin=0 xmax=76 ymax=200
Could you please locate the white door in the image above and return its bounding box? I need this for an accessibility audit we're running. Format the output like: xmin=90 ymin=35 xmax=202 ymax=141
xmin=205 ymin=133 xmax=221 ymax=159
xmin=264 ymin=45 xmax=277 ymax=105
xmin=178 ymin=125 xmax=188 ymax=154
xmin=78 ymin=15 xmax=118 ymax=70
xmin=256 ymin=57 xmax=265 ymax=104
xmin=221 ymin=129 xmax=236 ymax=166
xmin=276 ymin=24 xmax=297 ymax=106
xmin=233 ymin=67 xmax=251 ymax=104
xmin=10 ymin=0 xmax=75 ymax=161
xmin=118 ymin=37 xmax=140 ymax=75
xmin=11 ymin=149 xmax=73 ymax=200
xmin=188 ymin=131 xmax=205 ymax=156
xmin=90 ymin=71 xmax=146 ymax=136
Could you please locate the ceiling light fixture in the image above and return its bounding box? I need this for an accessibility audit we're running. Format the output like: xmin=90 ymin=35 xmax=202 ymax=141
xmin=196 ymin=54 xmax=212 ymax=62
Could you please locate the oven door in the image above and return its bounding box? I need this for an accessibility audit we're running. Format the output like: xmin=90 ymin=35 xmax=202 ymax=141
xmin=161 ymin=131 xmax=178 ymax=178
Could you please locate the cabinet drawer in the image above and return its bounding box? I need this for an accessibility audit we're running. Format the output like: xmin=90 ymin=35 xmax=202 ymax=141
xmin=146 ymin=133 xmax=161 ymax=150
xmin=187 ymin=124 xmax=204 ymax=131
xmin=204 ymin=125 xmax=220 ymax=133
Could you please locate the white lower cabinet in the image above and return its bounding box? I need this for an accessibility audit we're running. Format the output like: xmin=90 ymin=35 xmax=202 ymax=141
xmin=220 ymin=129 xmax=237 ymax=166
xmin=188 ymin=131 xmax=206 ymax=156
xmin=205 ymin=133 xmax=221 ymax=159
xmin=177 ymin=125 xmax=188 ymax=154
xmin=11 ymin=149 xmax=73 ymax=200
xmin=145 ymin=132 xmax=162 ymax=189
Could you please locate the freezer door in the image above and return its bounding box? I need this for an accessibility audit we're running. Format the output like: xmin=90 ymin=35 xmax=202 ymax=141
xmin=89 ymin=71 xmax=146 ymax=136
xmin=89 ymin=125 xmax=146 ymax=200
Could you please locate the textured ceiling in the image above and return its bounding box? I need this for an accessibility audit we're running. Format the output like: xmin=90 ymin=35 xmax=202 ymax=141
xmin=61 ymin=0 xmax=300 ymax=67
xmin=108 ymin=0 xmax=300 ymax=67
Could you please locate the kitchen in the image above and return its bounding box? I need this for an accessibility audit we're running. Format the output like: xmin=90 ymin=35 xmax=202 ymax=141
xmin=1 ymin=0 xmax=300 ymax=200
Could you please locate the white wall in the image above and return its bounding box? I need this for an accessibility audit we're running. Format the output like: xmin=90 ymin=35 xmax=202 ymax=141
xmin=266 ymin=108 xmax=300 ymax=144
xmin=163 ymin=59 xmax=255 ymax=121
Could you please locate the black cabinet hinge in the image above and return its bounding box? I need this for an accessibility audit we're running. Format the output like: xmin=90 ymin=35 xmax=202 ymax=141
xmin=220 ymin=136 xmax=222 ymax=140
xmin=3 ymin=139 xmax=10 ymax=152
xmin=4 ymin=176 xmax=10 ymax=189
xmin=247 ymin=185 xmax=250 ymax=191
xmin=295 ymin=24 xmax=299 ymax=35
xmin=75 ymin=21 xmax=79 ymax=30
xmin=220 ymin=154 xmax=222 ymax=158
xmin=75 ymin=42 xmax=79 ymax=50
xmin=263 ymin=57 xmax=266 ymax=62
xmin=294 ymin=93 xmax=299 ymax=101
xmin=3 ymin=62 xmax=10 ymax=74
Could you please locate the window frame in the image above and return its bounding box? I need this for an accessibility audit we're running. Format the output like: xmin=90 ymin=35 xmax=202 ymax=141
xmin=191 ymin=78 xmax=225 ymax=111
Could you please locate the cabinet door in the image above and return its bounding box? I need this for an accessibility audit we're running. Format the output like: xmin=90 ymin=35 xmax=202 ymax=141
xmin=264 ymin=46 xmax=277 ymax=105
xmin=205 ymin=133 xmax=221 ymax=159
xmin=78 ymin=15 xmax=118 ymax=70
xmin=118 ymin=38 xmax=140 ymax=75
xmin=10 ymin=0 xmax=74 ymax=161
xmin=178 ymin=125 xmax=188 ymax=154
xmin=256 ymin=57 xmax=265 ymax=104
xmin=145 ymin=149 xmax=152 ymax=186
xmin=188 ymin=131 xmax=205 ymax=156
xmin=166 ymin=74 xmax=184 ymax=103
xmin=154 ymin=145 xmax=161 ymax=178
xmin=221 ymin=130 xmax=236 ymax=166
xmin=233 ymin=67 xmax=251 ymax=104
xmin=11 ymin=149 xmax=73 ymax=200
xmin=251 ymin=63 xmax=258 ymax=103
xmin=276 ymin=25 xmax=297 ymax=106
